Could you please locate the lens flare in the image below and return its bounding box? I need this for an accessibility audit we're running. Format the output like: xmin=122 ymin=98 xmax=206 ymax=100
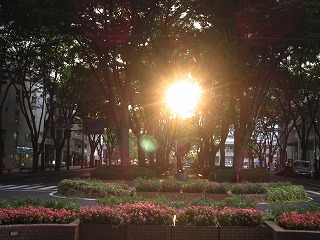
xmin=166 ymin=80 xmax=202 ymax=118
xmin=140 ymin=135 xmax=159 ymax=153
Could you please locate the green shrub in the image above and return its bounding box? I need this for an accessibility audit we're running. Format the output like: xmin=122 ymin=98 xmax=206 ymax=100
xmin=160 ymin=179 xmax=183 ymax=192
xmin=201 ymin=166 xmax=217 ymax=178
xmin=239 ymin=168 xmax=270 ymax=182
xmin=185 ymin=195 xmax=216 ymax=207
xmin=231 ymin=182 xmax=267 ymax=194
xmin=266 ymin=185 xmax=308 ymax=203
xmin=97 ymin=194 xmax=144 ymax=206
xmin=208 ymin=168 xmax=236 ymax=182
xmin=0 ymin=199 xmax=8 ymax=208
xmin=268 ymin=181 xmax=291 ymax=188
xmin=57 ymin=178 xmax=129 ymax=199
xmin=0 ymin=196 xmax=80 ymax=211
xmin=91 ymin=165 xmax=156 ymax=180
xmin=205 ymin=182 xmax=230 ymax=194
xmin=134 ymin=177 xmax=161 ymax=192
xmin=181 ymin=180 xmax=206 ymax=193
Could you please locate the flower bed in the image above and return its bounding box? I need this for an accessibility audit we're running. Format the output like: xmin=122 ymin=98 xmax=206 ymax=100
xmin=0 ymin=206 xmax=77 ymax=225
xmin=278 ymin=211 xmax=320 ymax=231
xmin=79 ymin=203 xmax=264 ymax=227
xmin=2 ymin=203 xmax=320 ymax=240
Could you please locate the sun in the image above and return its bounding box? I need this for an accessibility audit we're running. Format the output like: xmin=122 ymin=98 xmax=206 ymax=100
xmin=166 ymin=80 xmax=202 ymax=118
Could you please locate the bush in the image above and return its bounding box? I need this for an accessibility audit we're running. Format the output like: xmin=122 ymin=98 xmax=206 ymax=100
xmin=181 ymin=180 xmax=206 ymax=193
xmin=216 ymin=207 xmax=264 ymax=226
xmin=181 ymin=181 xmax=231 ymax=194
xmin=278 ymin=212 xmax=320 ymax=230
xmin=0 ymin=196 xmax=80 ymax=211
xmin=161 ymin=179 xmax=183 ymax=192
xmin=268 ymin=181 xmax=291 ymax=188
xmin=201 ymin=166 xmax=217 ymax=178
xmin=266 ymin=185 xmax=308 ymax=203
xmin=80 ymin=203 xmax=263 ymax=226
xmin=143 ymin=164 xmax=171 ymax=177
xmin=176 ymin=205 xmax=218 ymax=226
xmin=231 ymin=182 xmax=267 ymax=194
xmin=91 ymin=165 xmax=157 ymax=180
xmin=57 ymin=178 xmax=129 ymax=199
xmin=239 ymin=168 xmax=271 ymax=183
xmin=205 ymin=182 xmax=230 ymax=194
xmin=97 ymin=194 xmax=144 ymax=206
xmin=217 ymin=196 xmax=256 ymax=209
xmin=0 ymin=206 xmax=77 ymax=225
xmin=208 ymin=168 xmax=236 ymax=182
xmin=134 ymin=177 xmax=161 ymax=192
xmin=79 ymin=205 xmax=129 ymax=225
xmin=80 ymin=203 xmax=175 ymax=225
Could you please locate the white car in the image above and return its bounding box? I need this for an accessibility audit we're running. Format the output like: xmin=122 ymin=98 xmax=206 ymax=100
xmin=293 ymin=160 xmax=313 ymax=177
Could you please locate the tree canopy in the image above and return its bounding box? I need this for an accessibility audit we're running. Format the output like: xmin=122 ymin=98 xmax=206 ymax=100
xmin=1 ymin=0 xmax=320 ymax=172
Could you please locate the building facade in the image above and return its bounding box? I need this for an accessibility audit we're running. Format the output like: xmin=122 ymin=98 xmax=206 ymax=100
xmin=1 ymin=82 xmax=90 ymax=170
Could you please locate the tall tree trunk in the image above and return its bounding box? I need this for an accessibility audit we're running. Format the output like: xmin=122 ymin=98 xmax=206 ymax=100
xmin=55 ymin=145 xmax=64 ymax=171
xmin=107 ymin=148 xmax=113 ymax=165
xmin=31 ymin=139 xmax=39 ymax=172
xmin=118 ymin=124 xmax=130 ymax=166
xmin=220 ymin=143 xmax=226 ymax=167
xmin=137 ymin=136 xmax=145 ymax=166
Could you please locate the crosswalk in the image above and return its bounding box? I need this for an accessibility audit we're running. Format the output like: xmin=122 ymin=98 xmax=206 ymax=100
xmin=0 ymin=183 xmax=58 ymax=192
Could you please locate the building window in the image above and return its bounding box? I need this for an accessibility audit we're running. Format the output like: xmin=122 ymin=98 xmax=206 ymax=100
xmin=14 ymin=110 xmax=19 ymax=125
xmin=13 ymin=131 xmax=18 ymax=147
xmin=25 ymin=133 xmax=32 ymax=141
xmin=226 ymin=146 xmax=234 ymax=153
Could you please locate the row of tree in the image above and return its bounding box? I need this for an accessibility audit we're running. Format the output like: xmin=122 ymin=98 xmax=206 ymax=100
xmin=1 ymin=0 xmax=320 ymax=174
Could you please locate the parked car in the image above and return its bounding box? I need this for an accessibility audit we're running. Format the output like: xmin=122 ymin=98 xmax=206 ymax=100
xmin=293 ymin=160 xmax=313 ymax=177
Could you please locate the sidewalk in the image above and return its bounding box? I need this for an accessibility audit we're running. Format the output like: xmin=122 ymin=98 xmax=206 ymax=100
xmin=1 ymin=165 xmax=84 ymax=178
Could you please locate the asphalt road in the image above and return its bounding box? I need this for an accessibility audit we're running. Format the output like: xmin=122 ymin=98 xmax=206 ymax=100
xmin=0 ymin=167 xmax=97 ymax=206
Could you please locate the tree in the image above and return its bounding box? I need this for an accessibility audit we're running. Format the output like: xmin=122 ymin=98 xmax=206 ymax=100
xmin=103 ymin=126 xmax=118 ymax=165
xmin=49 ymin=64 xmax=92 ymax=170
xmin=194 ymin=0 xmax=320 ymax=170
xmin=0 ymin=0 xmax=73 ymax=172
xmin=276 ymin=49 xmax=320 ymax=162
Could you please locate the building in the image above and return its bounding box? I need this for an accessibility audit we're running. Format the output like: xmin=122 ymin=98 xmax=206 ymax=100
xmin=1 ymin=81 xmax=90 ymax=171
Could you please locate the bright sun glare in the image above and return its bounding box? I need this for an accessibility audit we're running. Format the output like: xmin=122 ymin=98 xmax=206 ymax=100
xmin=166 ymin=80 xmax=202 ymax=118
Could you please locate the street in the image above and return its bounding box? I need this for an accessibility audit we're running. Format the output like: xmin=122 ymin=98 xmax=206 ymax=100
xmin=0 ymin=167 xmax=96 ymax=206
